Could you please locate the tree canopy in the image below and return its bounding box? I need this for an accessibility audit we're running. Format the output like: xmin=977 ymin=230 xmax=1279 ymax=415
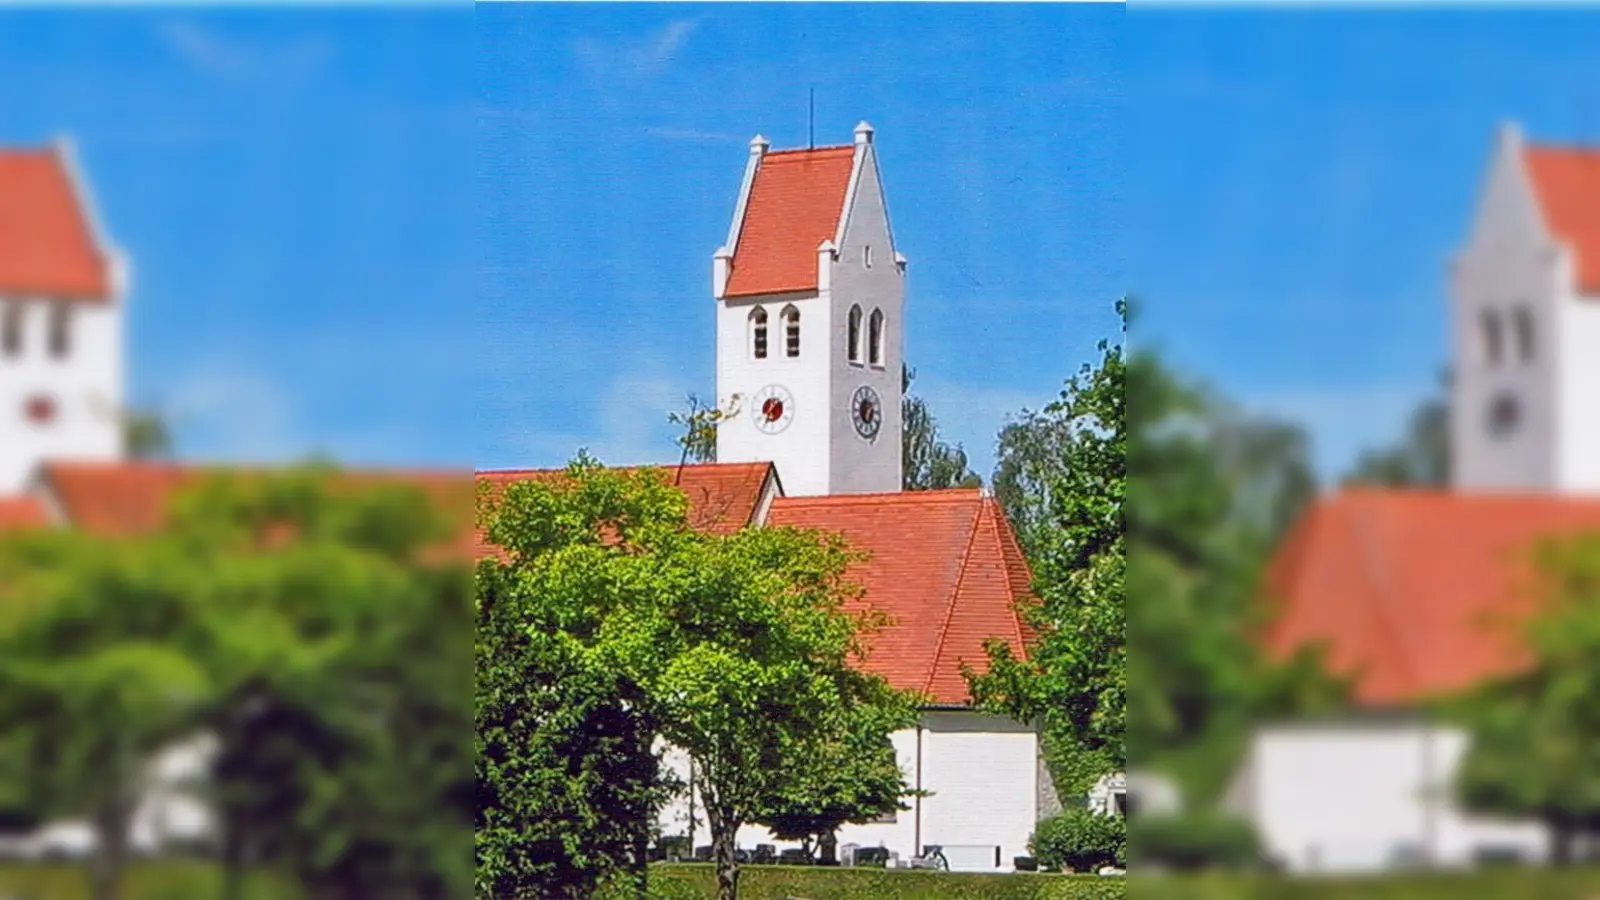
xmin=475 ymin=456 xmax=917 ymax=900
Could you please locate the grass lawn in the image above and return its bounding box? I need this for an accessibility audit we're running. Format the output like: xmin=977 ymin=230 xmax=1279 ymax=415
xmin=0 ymin=860 xmax=297 ymax=900
xmin=640 ymin=863 xmax=1124 ymax=899
xmin=1126 ymin=868 xmax=1600 ymax=899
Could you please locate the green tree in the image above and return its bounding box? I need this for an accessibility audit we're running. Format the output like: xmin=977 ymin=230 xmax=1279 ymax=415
xmin=477 ymin=456 xmax=915 ymax=900
xmin=754 ymin=684 xmax=918 ymax=862
xmin=669 ymin=393 xmax=725 ymax=465
xmin=969 ymin=298 xmax=1127 ymax=798
xmin=1453 ymin=532 xmax=1600 ymax=864
xmin=903 ymin=364 xmax=981 ymax=491
xmin=1124 ymin=333 xmax=1340 ymax=804
xmin=0 ymin=534 xmax=213 ymax=900
xmin=122 ymin=408 xmax=174 ymax=460
xmin=0 ymin=466 xmax=473 ymax=900
xmin=1343 ymin=369 xmax=1451 ymax=488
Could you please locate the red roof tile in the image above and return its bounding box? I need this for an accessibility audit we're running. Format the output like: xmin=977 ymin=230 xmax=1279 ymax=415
xmin=769 ymin=489 xmax=1036 ymax=705
xmin=1263 ymin=489 xmax=1600 ymax=707
xmin=0 ymin=495 xmax=49 ymax=530
xmin=473 ymin=462 xmax=776 ymax=559
xmin=0 ymin=148 xmax=111 ymax=300
xmin=724 ymin=146 xmax=855 ymax=298
xmin=1524 ymin=144 xmax=1600 ymax=295
xmin=37 ymin=461 xmax=473 ymax=553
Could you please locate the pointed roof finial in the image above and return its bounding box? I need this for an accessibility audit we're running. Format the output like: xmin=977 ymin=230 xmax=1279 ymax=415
xmin=854 ymin=121 xmax=874 ymax=146
xmin=750 ymin=134 xmax=770 ymax=156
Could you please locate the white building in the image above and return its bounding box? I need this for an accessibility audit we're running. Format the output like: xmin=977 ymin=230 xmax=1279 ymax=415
xmin=1229 ymin=122 xmax=1600 ymax=873
xmin=0 ymin=138 xmax=127 ymax=495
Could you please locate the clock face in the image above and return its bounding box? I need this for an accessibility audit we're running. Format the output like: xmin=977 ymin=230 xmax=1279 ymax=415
xmin=752 ymin=384 xmax=794 ymax=434
xmin=851 ymin=385 xmax=882 ymax=440
xmin=1486 ymin=391 xmax=1521 ymax=439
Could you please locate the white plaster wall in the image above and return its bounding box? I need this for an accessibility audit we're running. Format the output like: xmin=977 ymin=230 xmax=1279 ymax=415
xmin=1555 ymin=290 xmax=1600 ymax=493
xmin=0 ymin=297 xmax=123 ymax=493
xmin=1451 ymin=126 xmax=1561 ymax=492
xmin=917 ymin=712 xmax=1039 ymax=870
xmin=655 ymin=712 xmax=1045 ymax=871
xmin=1237 ymin=722 xmax=1548 ymax=874
xmin=715 ymin=292 xmax=833 ymax=497
xmin=828 ymin=142 xmax=904 ymax=496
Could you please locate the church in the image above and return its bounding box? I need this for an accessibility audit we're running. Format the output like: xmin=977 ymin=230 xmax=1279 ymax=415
xmin=479 ymin=122 xmax=1064 ymax=871
xmin=1226 ymin=122 xmax=1600 ymax=872
xmin=0 ymin=126 xmax=1066 ymax=870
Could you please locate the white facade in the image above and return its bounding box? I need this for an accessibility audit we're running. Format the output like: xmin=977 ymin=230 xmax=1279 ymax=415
xmin=656 ymin=711 xmax=1055 ymax=872
xmin=0 ymin=141 xmax=126 ymax=494
xmin=1226 ymin=720 xmax=1549 ymax=874
xmin=714 ymin=123 xmax=905 ymax=497
xmin=1450 ymin=122 xmax=1600 ymax=493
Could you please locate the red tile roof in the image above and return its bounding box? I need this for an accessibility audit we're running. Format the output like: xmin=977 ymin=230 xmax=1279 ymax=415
xmin=1524 ymin=144 xmax=1600 ymax=295
xmin=0 ymin=496 xmax=49 ymax=530
xmin=0 ymin=147 xmax=111 ymax=300
xmin=34 ymin=461 xmax=473 ymax=553
xmin=769 ymin=489 xmax=1036 ymax=705
xmin=473 ymin=462 xmax=776 ymax=560
xmin=1263 ymin=489 xmax=1600 ymax=707
xmin=724 ymin=145 xmax=855 ymax=298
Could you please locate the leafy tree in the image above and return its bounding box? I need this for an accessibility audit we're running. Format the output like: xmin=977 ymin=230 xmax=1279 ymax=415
xmin=477 ymin=456 xmax=915 ymax=900
xmin=1343 ymin=369 xmax=1451 ymax=488
xmin=1453 ymin=532 xmax=1600 ymax=864
xmin=754 ymin=684 xmax=918 ymax=862
xmin=668 ymin=393 xmax=725 ymax=465
xmin=0 ymin=533 xmax=213 ymax=900
xmin=903 ymin=365 xmax=981 ymax=491
xmin=1123 ymin=329 xmax=1341 ymax=804
xmin=0 ymin=466 xmax=473 ymax=900
xmin=969 ymin=298 xmax=1127 ymax=798
xmin=122 ymin=408 xmax=174 ymax=460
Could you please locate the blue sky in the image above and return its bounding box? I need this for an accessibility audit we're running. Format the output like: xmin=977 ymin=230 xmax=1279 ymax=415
xmin=477 ymin=3 xmax=1125 ymax=479
xmin=1127 ymin=8 xmax=1600 ymax=480
xmin=0 ymin=7 xmax=473 ymax=468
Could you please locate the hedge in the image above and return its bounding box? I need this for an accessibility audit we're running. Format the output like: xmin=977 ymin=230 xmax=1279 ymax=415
xmin=0 ymin=860 xmax=296 ymax=900
xmin=1130 ymin=869 xmax=1600 ymax=899
xmin=638 ymin=863 xmax=1124 ymax=899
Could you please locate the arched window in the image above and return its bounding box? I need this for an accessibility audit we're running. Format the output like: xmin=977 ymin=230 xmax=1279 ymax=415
xmin=1512 ymin=306 xmax=1535 ymax=363
xmin=783 ymin=305 xmax=800 ymax=358
xmin=847 ymin=305 xmax=863 ymax=364
xmin=1481 ymin=309 xmax=1503 ymax=366
xmin=1 ymin=303 xmax=20 ymax=358
xmin=47 ymin=304 xmax=71 ymax=360
xmin=868 ymin=308 xmax=885 ymax=366
xmin=750 ymin=306 xmax=768 ymax=360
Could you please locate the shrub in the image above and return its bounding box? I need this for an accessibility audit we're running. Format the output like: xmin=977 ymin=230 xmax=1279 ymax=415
xmin=1030 ymin=807 xmax=1126 ymax=873
xmin=1130 ymin=810 xmax=1261 ymax=870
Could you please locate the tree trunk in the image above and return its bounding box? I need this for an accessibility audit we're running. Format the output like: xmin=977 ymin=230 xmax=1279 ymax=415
xmin=89 ymin=800 xmax=131 ymax=900
xmin=706 ymin=804 xmax=740 ymax=900
xmin=1553 ymin=822 xmax=1577 ymax=867
xmin=632 ymin=811 xmax=650 ymax=900
xmin=220 ymin=814 xmax=245 ymax=900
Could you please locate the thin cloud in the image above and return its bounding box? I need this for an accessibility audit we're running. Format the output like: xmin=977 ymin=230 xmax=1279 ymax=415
xmin=644 ymin=126 xmax=742 ymax=143
xmin=158 ymin=19 xmax=333 ymax=85
xmin=575 ymin=19 xmax=699 ymax=79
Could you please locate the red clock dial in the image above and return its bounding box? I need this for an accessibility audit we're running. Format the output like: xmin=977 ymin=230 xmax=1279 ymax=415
xmin=751 ymin=384 xmax=794 ymax=434
xmin=24 ymin=394 xmax=56 ymax=425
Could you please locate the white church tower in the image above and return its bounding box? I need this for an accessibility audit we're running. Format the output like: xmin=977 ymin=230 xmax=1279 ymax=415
xmin=0 ymin=138 xmax=127 ymax=494
xmin=712 ymin=122 xmax=905 ymax=497
xmin=1450 ymin=122 xmax=1600 ymax=494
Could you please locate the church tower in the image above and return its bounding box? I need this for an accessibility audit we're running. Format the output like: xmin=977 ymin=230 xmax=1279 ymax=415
xmin=0 ymin=139 xmax=127 ymax=494
xmin=1450 ymin=122 xmax=1600 ymax=494
xmin=712 ymin=122 xmax=905 ymax=497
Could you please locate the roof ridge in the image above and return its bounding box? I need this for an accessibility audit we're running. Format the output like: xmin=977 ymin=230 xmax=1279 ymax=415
xmin=1340 ymin=496 xmax=1425 ymax=697
xmin=924 ymin=500 xmax=986 ymax=697
xmin=764 ymin=144 xmax=853 ymax=157
xmin=982 ymin=498 xmax=1029 ymax=656
xmin=773 ymin=489 xmax=981 ymax=506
